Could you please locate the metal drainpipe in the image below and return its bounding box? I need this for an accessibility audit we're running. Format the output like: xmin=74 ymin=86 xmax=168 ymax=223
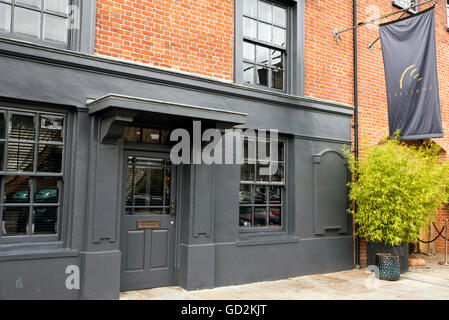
xmin=353 ymin=0 xmax=360 ymax=269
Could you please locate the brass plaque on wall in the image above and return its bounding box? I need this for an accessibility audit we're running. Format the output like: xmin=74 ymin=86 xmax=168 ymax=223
xmin=136 ymin=220 xmax=161 ymax=229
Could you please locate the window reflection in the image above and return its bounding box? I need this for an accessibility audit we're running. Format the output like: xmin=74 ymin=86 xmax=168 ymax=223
xmin=0 ymin=108 xmax=65 ymax=239
xmin=125 ymin=156 xmax=172 ymax=215
xmin=239 ymin=137 xmax=285 ymax=229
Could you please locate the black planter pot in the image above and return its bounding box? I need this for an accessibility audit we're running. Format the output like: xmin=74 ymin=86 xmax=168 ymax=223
xmin=375 ymin=253 xmax=400 ymax=281
xmin=367 ymin=242 xmax=409 ymax=273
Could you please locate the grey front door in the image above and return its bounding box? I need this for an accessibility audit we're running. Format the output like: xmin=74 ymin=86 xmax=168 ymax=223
xmin=120 ymin=152 xmax=176 ymax=291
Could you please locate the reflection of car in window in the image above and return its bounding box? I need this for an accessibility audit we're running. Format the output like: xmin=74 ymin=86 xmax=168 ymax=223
xmin=3 ymin=189 xmax=58 ymax=234
xmin=11 ymin=190 xmax=30 ymax=202
xmin=35 ymin=189 xmax=58 ymax=202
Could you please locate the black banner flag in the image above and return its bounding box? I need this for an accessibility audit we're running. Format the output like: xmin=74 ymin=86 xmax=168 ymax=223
xmin=379 ymin=7 xmax=443 ymax=140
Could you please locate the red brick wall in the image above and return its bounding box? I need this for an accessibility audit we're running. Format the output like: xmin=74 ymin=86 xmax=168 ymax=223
xmin=95 ymin=0 xmax=234 ymax=81
xmin=434 ymin=207 xmax=449 ymax=253
xmin=304 ymin=1 xmax=354 ymax=106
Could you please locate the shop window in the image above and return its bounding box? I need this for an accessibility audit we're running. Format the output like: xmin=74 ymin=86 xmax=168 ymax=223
xmin=0 ymin=0 xmax=78 ymax=49
xmin=242 ymin=0 xmax=287 ymax=91
xmin=239 ymin=136 xmax=285 ymax=230
xmin=0 ymin=108 xmax=65 ymax=242
xmin=393 ymin=0 xmax=419 ymax=14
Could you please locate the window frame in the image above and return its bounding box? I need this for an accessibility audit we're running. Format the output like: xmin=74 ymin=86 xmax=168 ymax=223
xmin=393 ymin=0 xmax=420 ymax=14
xmin=0 ymin=0 xmax=96 ymax=53
xmin=0 ymin=105 xmax=69 ymax=245
xmin=239 ymin=136 xmax=287 ymax=233
xmin=235 ymin=0 xmax=304 ymax=96
xmin=242 ymin=0 xmax=288 ymax=91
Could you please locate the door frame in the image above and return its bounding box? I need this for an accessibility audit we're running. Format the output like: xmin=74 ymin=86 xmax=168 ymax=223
xmin=119 ymin=142 xmax=182 ymax=290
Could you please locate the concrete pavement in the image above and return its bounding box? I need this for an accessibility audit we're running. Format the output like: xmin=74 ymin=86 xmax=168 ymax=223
xmin=120 ymin=253 xmax=449 ymax=300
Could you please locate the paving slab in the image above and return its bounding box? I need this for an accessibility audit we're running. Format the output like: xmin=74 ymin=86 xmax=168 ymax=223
xmin=120 ymin=254 xmax=449 ymax=300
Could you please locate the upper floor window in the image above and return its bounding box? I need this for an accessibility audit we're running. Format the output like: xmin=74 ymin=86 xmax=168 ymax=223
xmin=393 ymin=0 xmax=419 ymax=14
xmin=0 ymin=0 xmax=74 ymax=48
xmin=0 ymin=107 xmax=65 ymax=243
xmin=242 ymin=0 xmax=287 ymax=91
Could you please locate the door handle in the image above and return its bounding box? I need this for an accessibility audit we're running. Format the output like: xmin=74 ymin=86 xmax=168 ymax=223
xmin=170 ymin=199 xmax=176 ymax=216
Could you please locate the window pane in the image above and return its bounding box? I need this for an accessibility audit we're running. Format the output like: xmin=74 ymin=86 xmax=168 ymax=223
xmin=273 ymin=26 xmax=286 ymax=47
xmin=271 ymin=50 xmax=283 ymax=69
xmin=32 ymin=206 xmax=57 ymax=234
xmin=4 ymin=176 xmax=30 ymax=203
xmin=149 ymin=167 xmax=164 ymax=206
xmin=35 ymin=177 xmax=59 ymax=203
xmin=243 ymin=41 xmax=255 ymax=61
xmin=39 ymin=115 xmax=64 ymax=142
xmin=124 ymin=126 xmax=141 ymax=142
xmin=239 ymin=184 xmax=252 ymax=204
xmin=243 ymin=17 xmax=256 ymax=38
xmin=254 ymin=185 xmax=268 ymax=204
xmin=133 ymin=167 xmax=150 ymax=207
xmin=243 ymin=137 xmax=257 ymax=162
xmin=269 ymin=186 xmax=281 ymax=204
xmin=164 ymin=164 xmax=171 ymax=206
xmin=258 ymin=22 xmax=271 ymax=43
xmin=256 ymin=162 xmax=270 ymax=182
xmin=7 ymin=142 xmax=34 ymax=172
xmin=258 ymin=1 xmax=272 ymax=23
xmin=271 ymin=163 xmax=284 ymax=182
xmin=0 ymin=3 xmax=11 ymax=33
xmin=239 ymin=206 xmax=252 ymax=227
xmin=16 ymin=0 xmax=41 ymax=9
xmin=256 ymin=45 xmax=269 ymax=65
xmin=273 ymin=6 xmax=286 ymax=27
xmin=243 ymin=63 xmax=254 ymax=84
xmin=256 ymin=66 xmax=269 ymax=86
xmin=243 ymin=0 xmax=257 ymax=18
xmin=0 ymin=112 xmax=5 ymax=139
xmin=2 ymin=207 xmax=29 ymax=236
xmin=277 ymin=141 xmax=284 ymax=162
xmin=125 ymin=163 xmax=133 ymax=207
xmin=14 ymin=7 xmax=41 ymax=39
xmin=37 ymin=144 xmax=62 ymax=173
xmin=241 ymin=163 xmax=254 ymax=181
xmin=254 ymin=207 xmax=267 ymax=227
xmin=257 ymin=139 xmax=271 ymax=159
xmin=269 ymin=207 xmax=281 ymax=227
xmin=9 ymin=113 xmax=35 ymax=141
xmin=43 ymin=14 xmax=68 ymax=44
xmin=272 ymin=69 xmax=283 ymax=90
xmin=0 ymin=142 xmax=4 ymax=171
xmin=44 ymin=0 xmax=68 ymax=15
xmin=142 ymin=128 xmax=160 ymax=144
xmin=161 ymin=130 xmax=170 ymax=145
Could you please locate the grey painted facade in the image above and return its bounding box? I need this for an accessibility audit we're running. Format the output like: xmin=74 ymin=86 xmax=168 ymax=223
xmin=0 ymin=32 xmax=353 ymax=299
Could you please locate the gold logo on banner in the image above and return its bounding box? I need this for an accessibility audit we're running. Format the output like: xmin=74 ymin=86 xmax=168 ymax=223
xmin=388 ymin=64 xmax=431 ymax=99
xmin=399 ymin=64 xmax=423 ymax=89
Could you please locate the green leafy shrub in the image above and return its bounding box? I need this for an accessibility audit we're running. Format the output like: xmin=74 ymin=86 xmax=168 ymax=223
xmin=346 ymin=137 xmax=449 ymax=246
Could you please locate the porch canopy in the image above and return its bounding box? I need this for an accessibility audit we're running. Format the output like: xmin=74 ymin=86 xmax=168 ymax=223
xmin=87 ymin=94 xmax=248 ymax=143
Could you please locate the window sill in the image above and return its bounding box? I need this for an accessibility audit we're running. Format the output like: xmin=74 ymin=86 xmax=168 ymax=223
xmin=236 ymin=235 xmax=299 ymax=247
xmin=0 ymin=248 xmax=78 ymax=262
